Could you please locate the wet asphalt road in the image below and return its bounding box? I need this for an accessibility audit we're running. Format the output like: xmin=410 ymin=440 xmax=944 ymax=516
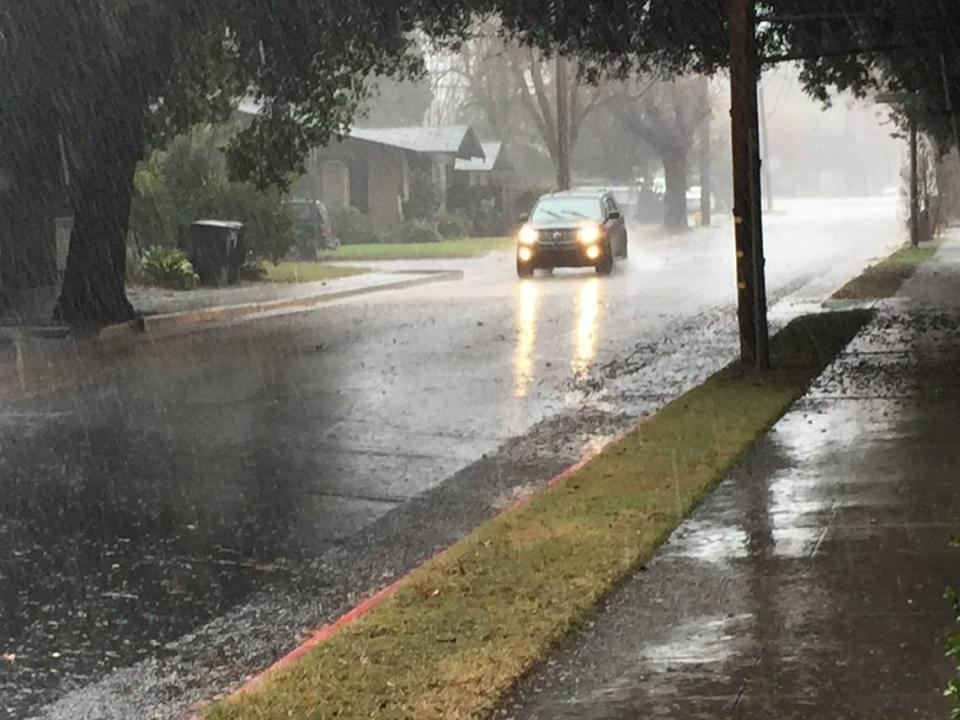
xmin=1 ymin=197 xmax=901 ymax=719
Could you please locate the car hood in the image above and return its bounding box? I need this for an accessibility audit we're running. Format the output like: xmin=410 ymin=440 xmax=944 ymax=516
xmin=529 ymin=220 xmax=596 ymax=231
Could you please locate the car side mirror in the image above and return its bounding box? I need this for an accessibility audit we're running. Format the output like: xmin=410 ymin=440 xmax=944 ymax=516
xmin=608 ymin=211 xmax=621 ymax=220
xmin=518 ymin=212 xmax=529 ymax=223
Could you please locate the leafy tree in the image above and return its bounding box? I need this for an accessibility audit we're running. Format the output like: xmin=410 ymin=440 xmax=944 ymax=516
xmin=481 ymin=1 xmax=960 ymax=148
xmin=7 ymin=0 xmax=960 ymax=326
xmin=473 ymin=1 xmax=960 ymax=226
xmin=0 ymin=0 xmax=470 ymax=326
xmin=131 ymin=125 xmax=296 ymax=264
xmin=573 ymin=109 xmax=656 ymax=187
xmin=610 ymin=75 xmax=712 ymax=230
xmin=358 ymin=75 xmax=435 ymax=128
xmin=444 ymin=23 xmax=615 ymax=190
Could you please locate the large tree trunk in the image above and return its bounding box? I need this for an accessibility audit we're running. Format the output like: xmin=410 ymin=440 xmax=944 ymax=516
xmin=54 ymin=111 xmax=143 ymax=328
xmin=662 ymin=147 xmax=689 ymax=231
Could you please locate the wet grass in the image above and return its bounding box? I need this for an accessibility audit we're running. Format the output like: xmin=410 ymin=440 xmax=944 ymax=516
xmin=203 ymin=311 xmax=871 ymax=720
xmin=315 ymin=237 xmax=512 ymax=262
xmin=263 ymin=263 xmax=369 ymax=283
xmin=832 ymin=240 xmax=940 ymax=299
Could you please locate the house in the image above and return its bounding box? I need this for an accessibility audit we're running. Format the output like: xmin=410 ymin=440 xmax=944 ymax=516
xmin=236 ymin=100 xmax=488 ymax=225
xmin=298 ymin=125 xmax=486 ymax=225
xmin=452 ymin=141 xmax=517 ymax=219
xmin=453 ymin=141 xmax=514 ymax=188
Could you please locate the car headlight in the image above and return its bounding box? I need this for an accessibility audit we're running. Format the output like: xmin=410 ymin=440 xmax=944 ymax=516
xmin=578 ymin=223 xmax=602 ymax=244
xmin=518 ymin=224 xmax=538 ymax=246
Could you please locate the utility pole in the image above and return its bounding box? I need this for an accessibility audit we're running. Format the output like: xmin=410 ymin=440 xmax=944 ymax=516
xmin=555 ymin=56 xmax=572 ymax=190
xmin=758 ymin=81 xmax=774 ymax=211
xmin=699 ymin=76 xmax=713 ymax=227
xmin=910 ymin=116 xmax=920 ymax=246
xmin=728 ymin=0 xmax=770 ymax=369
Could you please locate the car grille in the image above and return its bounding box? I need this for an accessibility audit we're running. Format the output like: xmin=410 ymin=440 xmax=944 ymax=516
xmin=536 ymin=228 xmax=578 ymax=247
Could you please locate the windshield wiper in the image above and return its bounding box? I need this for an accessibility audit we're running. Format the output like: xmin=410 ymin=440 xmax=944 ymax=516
xmin=537 ymin=210 xmax=563 ymax=220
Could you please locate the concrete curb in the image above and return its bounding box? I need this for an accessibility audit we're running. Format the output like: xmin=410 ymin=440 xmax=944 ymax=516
xmin=820 ymin=296 xmax=902 ymax=312
xmin=99 ymin=270 xmax=462 ymax=343
xmin=186 ymin=426 xmax=616 ymax=719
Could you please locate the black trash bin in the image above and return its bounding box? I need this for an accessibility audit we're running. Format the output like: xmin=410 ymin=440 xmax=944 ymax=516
xmin=180 ymin=221 xmax=246 ymax=287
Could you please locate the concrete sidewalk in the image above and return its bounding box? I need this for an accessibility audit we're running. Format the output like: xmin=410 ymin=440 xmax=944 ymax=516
xmin=501 ymin=239 xmax=960 ymax=718
xmin=117 ymin=268 xmax=460 ymax=339
xmin=128 ymin=270 xmax=428 ymax=316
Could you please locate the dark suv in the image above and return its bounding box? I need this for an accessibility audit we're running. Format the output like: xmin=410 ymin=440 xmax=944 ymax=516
xmin=515 ymin=190 xmax=628 ymax=277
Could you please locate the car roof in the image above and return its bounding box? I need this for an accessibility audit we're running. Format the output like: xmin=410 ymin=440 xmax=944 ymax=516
xmin=538 ymin=190 xmax=608 ymax=201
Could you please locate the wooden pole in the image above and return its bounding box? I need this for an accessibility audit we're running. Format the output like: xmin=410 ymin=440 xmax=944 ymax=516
xmin=555 ymin=56 xmax=572 ymax=190
xmin=728 ymin=0 xmax=770 ymax=368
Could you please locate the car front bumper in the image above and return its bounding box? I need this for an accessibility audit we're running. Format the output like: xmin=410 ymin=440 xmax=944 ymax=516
xmin=517 ymin=243 xmax=603 ymax=268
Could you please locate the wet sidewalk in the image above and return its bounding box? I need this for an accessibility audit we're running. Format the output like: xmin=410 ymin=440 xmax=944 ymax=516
xmin=126 ymin=269 xmax=444 ymax=317
xmin=501 ymin=239 xmax=960 ymax=719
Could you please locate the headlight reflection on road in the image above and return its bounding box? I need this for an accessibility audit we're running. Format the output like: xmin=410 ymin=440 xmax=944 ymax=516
xmin=573 ymin=278 xmax=601 ymax=376
xmin=514 ymin=279 xmax=540 ymax=398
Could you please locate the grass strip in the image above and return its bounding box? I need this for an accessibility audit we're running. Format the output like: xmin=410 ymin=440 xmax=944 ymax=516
xmin=263 ymin=263 xmax=369 ymax=284
xmin=315 ymin=237 xmax=512 ymax=262
xmin=204 ymin=310 xmax=871 ymax=720
xmin=832 ymin=240 xmax=940 ymax=299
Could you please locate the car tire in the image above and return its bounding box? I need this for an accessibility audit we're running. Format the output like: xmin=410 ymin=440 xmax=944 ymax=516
xmin=517 ymin=259 xmax=534 ymax=278
xmin=596 ymin=245 xmax=614 ymax=276
xmin=621 ymin=235 xmax=629 ymax=259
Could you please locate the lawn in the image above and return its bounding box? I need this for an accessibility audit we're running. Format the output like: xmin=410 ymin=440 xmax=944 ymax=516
xmin=315 ymin=236 xmax=513 ymax=262
xmin=832 ymin=240 xmax=940 ymax=299
xmin=263 ymin=263 xmax=369 ymax=283
xmin=203 ymin=311 xmax=871 ymax=720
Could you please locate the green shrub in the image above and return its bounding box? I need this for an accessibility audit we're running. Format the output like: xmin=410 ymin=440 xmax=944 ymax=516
xmin=333 ymin=206 xmax=384 ymax=245
xmin=470 ymin=201 xmax=507 ymax=237
xmin=446 ymin=184 xmax=505 ymax=236
xmin=193 ymin=181 xmax=295 ymax=263
xmin=403 ymin=165 xmax=441 ymax=220
xmin=130 ymin=124 xmax=297 ymax=263
xmin=238 ymin=261 xmax=267 ymax=282
xmin=139 ymin=247 xmax=199 ymax=290
xmin=395 ymin=218 xmax=443 ymax=244
xmin=434 ymin=209 xmax=474 ymax=239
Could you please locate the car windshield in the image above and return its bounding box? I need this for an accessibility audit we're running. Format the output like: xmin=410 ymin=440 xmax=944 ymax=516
xmin=531 ymin=197 xmax=603 ymax=223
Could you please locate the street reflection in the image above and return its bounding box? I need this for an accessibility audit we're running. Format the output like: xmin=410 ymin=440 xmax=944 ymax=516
xmin=573 ymin=277 xmax=601 ymax=376
xmin=514 ymin=279 xmax=539 ymax=397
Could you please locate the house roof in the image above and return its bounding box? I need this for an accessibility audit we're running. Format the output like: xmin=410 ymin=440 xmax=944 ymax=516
xmin=454 ymin=142 xmax=513 ymax=172
xmin=349 ymin=125 xmax=485 ymax=159
xmin=235 ymin=99 xmax=485 ymax=160
xmin=454 ymin=142 xmax=510 ymax=173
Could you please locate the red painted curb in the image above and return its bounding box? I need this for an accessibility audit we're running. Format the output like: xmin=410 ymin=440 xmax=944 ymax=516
xmin=237 ymin=574 xmax=411 ymax=694
xmin=196 ymin=426 xmax=633 ymax=716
